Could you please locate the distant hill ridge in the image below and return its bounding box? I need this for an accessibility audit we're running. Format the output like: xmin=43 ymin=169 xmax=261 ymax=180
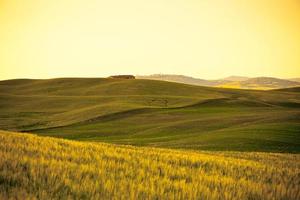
xmin=109 ymin=75 xmax=135 ymax=79
xmin=289 ymin=78 xmax=300 ymax=83
xmin=136 ymin=74 xmax=300 ymax=90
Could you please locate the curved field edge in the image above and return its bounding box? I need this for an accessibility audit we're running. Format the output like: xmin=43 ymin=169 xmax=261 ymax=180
xmin=0 ymin=130 xmax=299 ymax=199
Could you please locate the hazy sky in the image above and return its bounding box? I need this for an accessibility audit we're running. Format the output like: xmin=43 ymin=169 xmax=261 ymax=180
xmin=1 ymin=0 xmax=300 ymax=80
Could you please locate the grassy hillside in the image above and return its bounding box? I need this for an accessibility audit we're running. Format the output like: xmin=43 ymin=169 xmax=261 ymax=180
xmin=0 ymin=78 xmax=300 ymax=152
xmin=0 ymin=130 xmax=299 ymax=199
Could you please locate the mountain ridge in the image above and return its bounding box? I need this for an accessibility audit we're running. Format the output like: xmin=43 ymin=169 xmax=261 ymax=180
xmin=136 ymin=74 xmax=300 ymax=90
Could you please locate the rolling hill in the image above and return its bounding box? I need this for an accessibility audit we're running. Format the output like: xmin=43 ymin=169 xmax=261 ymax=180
xmin=220 ymin=77 xmax=300 ymax=90
xmin=0 ymin=130 xmax=299 ymax=199
xmin=222 ymin=76 xmax=249 ymax=82
xmin=0 ymin=78 xmax=299 ymax=152
xmin=290 ymin=78 xmax=300 ymax=83
xmin=136 ymin=74 xmax=214 ymax=86
xmin=136 ymin=74 xmax=300 ymax=89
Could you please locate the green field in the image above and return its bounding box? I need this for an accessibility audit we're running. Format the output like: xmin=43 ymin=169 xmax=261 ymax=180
xmin=0 ymin=78 xmax=299 ymax=152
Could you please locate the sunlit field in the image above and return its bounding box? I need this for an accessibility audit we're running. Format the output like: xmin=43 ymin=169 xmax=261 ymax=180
xmin=1 ymin=0 xmax=300 ymax=199
xmin=0 ymin=130 xmax=299 ymax=199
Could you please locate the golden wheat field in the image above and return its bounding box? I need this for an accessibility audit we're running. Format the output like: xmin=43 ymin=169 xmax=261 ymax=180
xmin=0 ymin=130 xmax=299 ymax=200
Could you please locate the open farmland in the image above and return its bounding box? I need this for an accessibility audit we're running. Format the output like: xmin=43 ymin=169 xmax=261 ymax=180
xmin=0 ymin=78 xmax=299 ymax=152
xmin=0 ymin=130 xmax=299 ymax=199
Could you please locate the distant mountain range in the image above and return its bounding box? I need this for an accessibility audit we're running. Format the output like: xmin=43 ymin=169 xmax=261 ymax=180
xmin=136 ymin=74 xmax=300 ymax=90
xmin=289 ymin=78 xmax=300 ymax=83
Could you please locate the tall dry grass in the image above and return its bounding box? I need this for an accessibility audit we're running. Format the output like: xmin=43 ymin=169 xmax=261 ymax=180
xmin=0 ymin=130 xmax=299 ymax=199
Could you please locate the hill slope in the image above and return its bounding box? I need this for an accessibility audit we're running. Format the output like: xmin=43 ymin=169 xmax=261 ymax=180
xmin=222 ymin=76 xmax=249 ymax=81
xmin=136 ymin=74 xmax=215 ymax=86
xmin=0 ymin=130 xmax=299 ymax=199
xmin=137 ymin=74 xmax=300 ymax=89
xmin=289 ymin=78 xmax=300 ymax=83
xmin=218 ymin=77 xmax=299 ymax=90
xmin=0 ymin=78 xmax=300 ymax=152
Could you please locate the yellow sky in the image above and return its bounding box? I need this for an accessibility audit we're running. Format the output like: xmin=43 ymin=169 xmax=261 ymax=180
xmin=0 ymin=0 xmax=300 ymax=80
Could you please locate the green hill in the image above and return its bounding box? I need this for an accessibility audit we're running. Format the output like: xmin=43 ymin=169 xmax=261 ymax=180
xmin=0 ymin=78 xmax=299 ymax=152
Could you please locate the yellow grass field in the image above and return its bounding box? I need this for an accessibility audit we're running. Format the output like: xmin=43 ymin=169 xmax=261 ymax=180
xmin=0 ymin=130 xmax=299 ymax=200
